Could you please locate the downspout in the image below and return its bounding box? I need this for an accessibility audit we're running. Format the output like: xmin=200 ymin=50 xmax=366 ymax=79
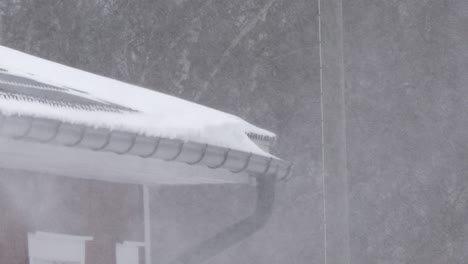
xmin=169 ymin=173 xmax=277 ymax=264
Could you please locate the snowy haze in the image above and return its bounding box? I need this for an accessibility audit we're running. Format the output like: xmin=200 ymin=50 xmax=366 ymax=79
xmin=1 ymin=0 xmax=468 ymax=264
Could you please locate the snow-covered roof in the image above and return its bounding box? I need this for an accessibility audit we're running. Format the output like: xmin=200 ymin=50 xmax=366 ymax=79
xmin=0 ymin=45 xmax=275 ymax=156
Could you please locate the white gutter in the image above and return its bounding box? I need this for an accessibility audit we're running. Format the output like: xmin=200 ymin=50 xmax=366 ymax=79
xmin=0 ymin=113 xmax=292 ymax=180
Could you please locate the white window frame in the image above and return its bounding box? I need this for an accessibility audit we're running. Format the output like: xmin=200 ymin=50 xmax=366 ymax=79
xmin=28 ymin=231 xmax=93 ymax=264
xmin=116 ymin=241 xmax=145 ymax=264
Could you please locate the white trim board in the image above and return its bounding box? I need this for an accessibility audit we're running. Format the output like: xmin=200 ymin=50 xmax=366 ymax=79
xmin=28 ymin=231 xmax=93 ymax=264
xmin=116 ymin=241 xmax=145 ymax=264
xmin=0 ymin=137 xmax=251 ymax=185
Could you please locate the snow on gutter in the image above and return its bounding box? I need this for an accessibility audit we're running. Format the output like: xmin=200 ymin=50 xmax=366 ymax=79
xmin=0 ymin=46 xmax=276 ymax=156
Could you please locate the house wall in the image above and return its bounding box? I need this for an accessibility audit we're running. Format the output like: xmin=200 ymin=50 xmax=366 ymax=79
xmin=0 ymin=168 xmax=144 ymax=264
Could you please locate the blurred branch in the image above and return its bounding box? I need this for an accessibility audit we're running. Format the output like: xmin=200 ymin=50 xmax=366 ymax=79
xmin=194 ymin=0 xmax=280 ymax=101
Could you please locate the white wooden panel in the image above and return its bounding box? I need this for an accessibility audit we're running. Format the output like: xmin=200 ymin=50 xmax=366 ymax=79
xmin=28 ymin=232 xmax=92 ymax=264
xmin=116 ymin=242 xmax=143 ymax=264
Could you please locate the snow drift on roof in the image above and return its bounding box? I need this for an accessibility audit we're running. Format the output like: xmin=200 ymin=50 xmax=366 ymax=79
xmin=0 ymin=46 xmax=276 ymax=156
